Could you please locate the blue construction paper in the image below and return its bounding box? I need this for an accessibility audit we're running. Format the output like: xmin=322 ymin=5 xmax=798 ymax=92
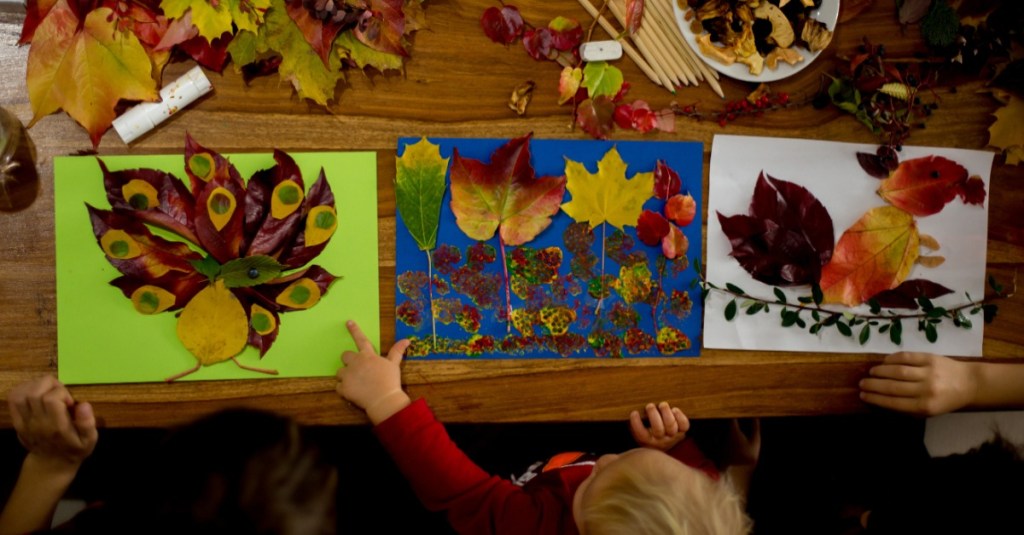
xmin=395 ymin=137 xmax=704 ymax=359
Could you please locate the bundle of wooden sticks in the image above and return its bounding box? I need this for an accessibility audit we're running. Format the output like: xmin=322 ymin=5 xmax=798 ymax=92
xmin=577 ymin=0 xmax=725 ymax=98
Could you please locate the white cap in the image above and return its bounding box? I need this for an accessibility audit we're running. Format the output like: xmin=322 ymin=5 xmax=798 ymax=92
xmin=113 ymin=66 xmax=213 ymax=144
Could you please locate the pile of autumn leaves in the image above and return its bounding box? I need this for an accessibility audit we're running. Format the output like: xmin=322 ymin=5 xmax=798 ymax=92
xmin=19 ymin=0 xmax=426 ymax=147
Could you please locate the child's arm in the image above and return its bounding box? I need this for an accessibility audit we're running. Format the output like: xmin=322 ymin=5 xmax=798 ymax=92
xmin=336 ymin=321 xmax=572 ymax=534
xmin=859 ymin=352 xmax=1024 ymax=416
xmin=722 ymin=418 xmax=761 ymax=502
xmin=0 ymin=376 xmax=98 ymax=535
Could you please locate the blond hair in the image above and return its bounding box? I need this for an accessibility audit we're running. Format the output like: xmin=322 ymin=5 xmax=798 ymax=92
xmin=580 ymin=456 xmax=751 ymax=535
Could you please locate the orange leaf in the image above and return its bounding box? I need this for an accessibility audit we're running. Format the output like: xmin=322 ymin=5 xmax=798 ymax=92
xmin=819 ymin=206 xmax=921 ymax=307
xmin=877 ymin=155 xmax=979 ymax=216
xmin=27 ymin=1 xmax=158 ymax=147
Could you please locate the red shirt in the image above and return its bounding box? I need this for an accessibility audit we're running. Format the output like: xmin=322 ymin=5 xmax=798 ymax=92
xmin=374 ymin=399 xmax=719 ymax=535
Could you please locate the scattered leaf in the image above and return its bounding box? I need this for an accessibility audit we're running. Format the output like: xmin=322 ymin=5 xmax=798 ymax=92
xmin=921 ymin=0 xmax=959 ymax=48
xmin=661 ymin=223 xmax=688 ymax=260
xmin=869 ymin=278 xmax=954 ymax=309
xmin=624 ymin=0 xmax=644 ymax=35
xmin=558 ymin=67 xmax=583 ymax=105
xmin=480 ymin=5 xmax=523 ymax=45
xmin=653 ymin=160 xmax=681 ymax=200
xmin=582 ymin=61 xmax=624 ymax=99
xmin=819 ymin=206 xmax=921 ymax=306
xmin=988 ymin=94 xmax=1024 ymax=165
xmin=354 ymin=0 xmax=409 ymax=57
xmin=878 ymin=155 xmax=984 ymax=216
xmin=508 ymin=81 xmax=535 ymax=115
xmin=717 ymin=172 xmax=834 ymax=286
xmin=575 ymin=97 xmax=616 ymax=140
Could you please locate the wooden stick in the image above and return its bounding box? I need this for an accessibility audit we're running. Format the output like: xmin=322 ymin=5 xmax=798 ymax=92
xmin=604 ymin=0 xmax=683 ymax=88
xmin=575 ymin=0 xmax=671 ymax=92
xmin=649 ymin=0 xmax=725 ymax=98
xmin=645 ymin=0 xmax=705 ymax=81
xmin=630 ymin=0 xmax=699 ymax=86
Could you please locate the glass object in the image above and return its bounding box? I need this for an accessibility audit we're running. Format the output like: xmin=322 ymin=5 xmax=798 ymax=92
xmin=0 ymin=106 xmax=38 ymax=211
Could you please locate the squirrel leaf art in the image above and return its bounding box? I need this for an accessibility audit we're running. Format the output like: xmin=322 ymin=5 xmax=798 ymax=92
xmin=87 ymin=134 xmax=339 ymax=381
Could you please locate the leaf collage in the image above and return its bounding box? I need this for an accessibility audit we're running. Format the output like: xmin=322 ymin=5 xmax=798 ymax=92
xmin=706 ymin=135 xmax=994 ymax=356
xmin=20 ymin=0 xmax=428 ymax=147
xmin=394 ymin=136 xmax=703 ymax=359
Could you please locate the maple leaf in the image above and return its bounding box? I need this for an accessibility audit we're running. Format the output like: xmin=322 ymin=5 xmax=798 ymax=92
xmin=819 ymin=206 xmax=922 ymax=307
xmin=562 ymin=146 xmax=653 ymax=231
xmin=263 ymin=0 xmax=344 ymax=105
xmin=286 ymin=0 xmax=346 ymax=66
xmin=988 ymin=93 xmax=1024 ymax=165
xmin=354 ymin=0 xmax=408 ymax=57
xmin=717 ymin=172 xmax=834 ymax=286
xmin=449 ymin=134 xmax=567 ymax=328
xmin=27 ymin=1 xmax=159 ymax=148
xmin=877 ymin=155 xmax=985 ymax=216
xmin=161 ymin=0 xmax=233 ymax=43
xmin=480 ymin=5 xmax=523 ymax=45
xmin=336 ymin=30 xmax=403 ymax=72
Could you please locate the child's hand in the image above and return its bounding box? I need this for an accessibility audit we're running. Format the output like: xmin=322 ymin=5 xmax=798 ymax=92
xmin=335 ymin=320 xmax=412 ymax=424
xmin=7 ymin=375 xmax=97 ymax=473
xmin=629 ymin=402 xmax=690 ymax=452
xmin=724 ymin=418 xmax=761 ymax=467
xmin=859 ymin=352 xmax=974 ymax=416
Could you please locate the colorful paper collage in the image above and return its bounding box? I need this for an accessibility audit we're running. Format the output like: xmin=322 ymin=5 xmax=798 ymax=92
xmin=54 ymin=151 xmax=380 ymax=384
xmin=394 ymin=137 xmax=704 ymax=359
xmin=704 ymin=135 xmax=993 ymax=356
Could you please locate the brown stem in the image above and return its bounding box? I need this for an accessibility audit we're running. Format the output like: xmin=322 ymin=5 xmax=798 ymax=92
xmin=499 ymin=233 xmax=513 ymax=334
xmin=231 ymin=357 xmax=279 ymax=376
xmin=165 ymin=362 xmax=201 ymax=382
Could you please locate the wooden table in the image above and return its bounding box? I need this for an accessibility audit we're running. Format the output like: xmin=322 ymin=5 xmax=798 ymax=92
xmin=1 ymin=1 xmax=1021 ymax=427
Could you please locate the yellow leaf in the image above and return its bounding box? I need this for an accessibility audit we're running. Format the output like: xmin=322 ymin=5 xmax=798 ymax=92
xmin=988 ymin=94 xmax=1024 ymax=166
xmin=561 ymin=147 xmax=653 ymax=231
xmin=176 ymin=281 xmax=248 ymax=365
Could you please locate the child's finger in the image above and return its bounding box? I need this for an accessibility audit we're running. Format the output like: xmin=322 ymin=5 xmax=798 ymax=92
xmin=387 ymin=339 xmax=411 ymax=364
xmin=23 ymin=375 xmax=62 ymax=418
xmin=658 ymin=402 xmax=678 ymax=435
xmin=629 ymin=410 xmax=649 ymax=443
xmin=673 ymin=408 xmax=690 ymax=434
xmin=859 ymin=377 xmax=920 ymax=397
xmin=645 ymin=403 xmax=665 ymax=438
xmin=73 ymin=402 xmax=98 ymax=449
xmin=42 ymin=387 xmax=80 ymax=448
xmin=345 ymin=320 xmax=376 ymax=354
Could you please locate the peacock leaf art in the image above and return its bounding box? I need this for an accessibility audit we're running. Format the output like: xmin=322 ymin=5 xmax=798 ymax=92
xmin=87 ymin=133 xmax=339 ymax=381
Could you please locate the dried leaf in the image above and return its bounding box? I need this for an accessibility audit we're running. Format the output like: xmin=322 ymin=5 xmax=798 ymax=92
xmin=449 ymin=134 xmax=566 ymax=246
xmin=857 ymin=151 xmax=890 ymax=179
xmin=263 ymin=0 xmax=344 ymax=105
xmin=562 ymin=146 xmax=653 ymax=231
xmin=878 ymin=155 xmax=984 ymax=216
xmin=717 ymin=172 xmax=834 ymax=286
xmin=100 ymin=161 xmax=198 ymax=245
xmin=354 ymin=0 xmax=409 ymax=57
xmin=869 ymin=278 xmax=954 ymax=309
xmin=286 ymin=0 xmax=346 ymax=66
xmin=480 ymin=5 xmax=523 ymax=45
xmin=919 ymin=233 xmax=940 ymax=250
xmin=612 ymin=101 xmax=674 ymax=134
xmin=508 ymin=81 xmax=535 ymax=115
xmin=336 ymin=30 xmax=404 ymax=72
xmin=395 ymin=137 xmax=448 ymax=251
xmin=27 ymin=1 xmax=159 ymax=148
xmin=819 ymin=206 xmax=921 ymax=306
xmin=176 ymin=280 xmax=249 ymax=365
xmin=160 ymin=0 xmax=234 ymax=43
xmin=917 ymin=255 xmax=946 ymax=268
xmin=921 ymin=0 xmax=959 ymax=48
xmin=988 ymin=94 xmax=1024 ymax=165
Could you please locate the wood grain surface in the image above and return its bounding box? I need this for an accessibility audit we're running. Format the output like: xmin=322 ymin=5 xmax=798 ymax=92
xmin=0 ymin=1 xmax=1021 ymax=427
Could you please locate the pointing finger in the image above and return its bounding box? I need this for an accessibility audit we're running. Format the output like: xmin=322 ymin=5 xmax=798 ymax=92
xmin=387 ymin=339 xmax=411 ymax=364
xmin=345 ymin=320 xmax=376 ymax=354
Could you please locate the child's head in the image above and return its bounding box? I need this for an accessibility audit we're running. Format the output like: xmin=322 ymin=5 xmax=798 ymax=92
xmin=572 ymin=448 xmax=750 ymax=535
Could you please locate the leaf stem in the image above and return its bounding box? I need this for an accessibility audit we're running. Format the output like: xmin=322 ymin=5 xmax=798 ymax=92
xmin=427 ymin=249 xmax=437 ymax=351
xmin=231 ymin=357 xmax=280 ymax=376
xmin=595 ymin=222 xmax=607 ymax=317
xmin=499 ymin=233 xmax=513 ymax=334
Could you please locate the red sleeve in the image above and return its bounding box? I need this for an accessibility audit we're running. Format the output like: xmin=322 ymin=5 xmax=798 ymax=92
xmin=373 ymin=399 xmax=576 ymax=535
xmin=667 ymin=438 xmax=720 ymax=481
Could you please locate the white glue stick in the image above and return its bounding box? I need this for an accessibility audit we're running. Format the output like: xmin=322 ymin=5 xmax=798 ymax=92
xmin=113 ymin=66 xmax=213 ymax=144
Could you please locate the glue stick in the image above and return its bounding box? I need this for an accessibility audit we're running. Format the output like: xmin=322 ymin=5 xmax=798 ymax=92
xmin=113 ymin=66 xmax=213 ymax=144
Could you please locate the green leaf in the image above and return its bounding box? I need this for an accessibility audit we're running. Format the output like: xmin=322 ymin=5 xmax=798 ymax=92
xmin=336 ymin=30 xmax=404 ymax=72
xmin=926 ymin=307 xmax=947 ymax=318
xmin=988 ymin=275 xmax=1004 ymax=295
xmin=774 ymin=287 xmax=787 ymax=303
xmin=879 ymin=323 xmax=891 ymax=334
xmin=917 ymin=296 xmax=934 ymax=311
xmin=726 ymin=282 xmax=746 ymax=295
xmin=220 ymin=255 xmax=283 ymax=288
xmin=836 ymin=321 xmax=852 ymax=337
xmin=725 ymin=299 xmax=737 ymax=320
xmin=395 ymin=138 xmax=449 ymax=252
xmin=227 ymin=30 xmax=260 ymax=70
xmin=582 ymin=61 xmax=624 ymax=99
xmin=924 ymin=322 xmax=938 ymax=343
xmin=921 ymin=0 xmax=959 ymax=48
xmin=810 ymin=323 xmax=822 ymax=334
xmin=812 ymin=283 xmax=823 ymax=306
xmin=823 ymin=314 xmax=839 ymax=327
xmin=746 ymin=302 xmax=765 ymax=315
xmin=189 ymin=255 xmax=222 ymax=281
xmin=868 ymin=298 xmax=881 ymax=314
xmin=264 ymin=0 xmax=344 ymax=105
xmin=798 ymin=296 xmax=813 ymax=304
xmin=812 ymin=310 xmax=820 ymax=321
xmin=890 ymin=318 xmax=903 ymax=345
xmin=781 ymin=310 xmax=797 ymax=327
xmin=859 ymin=324 xmax=870 ymax=345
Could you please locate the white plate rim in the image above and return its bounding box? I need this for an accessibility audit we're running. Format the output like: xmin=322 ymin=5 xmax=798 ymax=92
xmin=672 ymin=0 xmax=841 ymax=83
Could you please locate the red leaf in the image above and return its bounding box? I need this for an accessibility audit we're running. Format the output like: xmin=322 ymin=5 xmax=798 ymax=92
xmin=286 ymin=0 xmax=348 ymax=66
xmin=110 ymin=273 xmax=207 ymax=312
xmin=522 ymin=27 xmax=555 ymax=60
xmin=87 ymin=205 xmax=203 ymax=281
xmin=480 ymin=5 xmax=523 ymax=45
xmin=717 ymin=172 xmax=834 ymax=286
xmin=653 ymin=160 xmax=681 ymax=199
xmin=856 ymin=152 xmax=889 ymax=179
xmin=959 ymin=175 xmax=986 ymax=205
xmin=636 ymin=210 xmax=670 ymax=246
xmin=548 ymin=17 xmax=582 ymax=52
xmin=99 ymin=160 xmax=198 ymax=245
xmin=178 ymin=31 xmax=232 ymax=72
xmin=625 ymin=0 xmax=644 ymax=35
xmin=869 ymin=279 xmax=954 ymax=309
xmin=354 ymin=0 xmax=408 ymax=57
xmin=279 ymin=169 xmax=337 ymax=269
xmin=575 ymin=97 xmax=615 ymax=139
xmin=666 ymin=193 xmax=696 ymax=227
xmin=243 ymin=149 xmax=306 ymax=258
xmin=877 ymin=155 xmax=975 ymax=216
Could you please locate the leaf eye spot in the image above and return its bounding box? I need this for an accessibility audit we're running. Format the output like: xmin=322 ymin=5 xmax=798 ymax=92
xmin=210 ymin=192 xmax=233 ymax=214
xmin=289 ymin=285 xmax=311 ymax=304
xmin=315 ymin=210 xmax=336 ymax=229
xmin=188 ymin=153 xmax=214 ymax=181
xmin=109 ymin=240 xmax=130 ymax=257
xmin=128 ymin=194 xmax=149 ymax=210
xmin=248 ymin=268 xmax=260 ymax=279
xmin=930 ymin=170 xmax=940 ymax=178
xmin=277 ymin=184 xmax=301 ymax=205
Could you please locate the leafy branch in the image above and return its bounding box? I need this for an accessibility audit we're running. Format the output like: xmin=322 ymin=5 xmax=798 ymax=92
xmin=695 ymin=259 xmax=1014 ymax=345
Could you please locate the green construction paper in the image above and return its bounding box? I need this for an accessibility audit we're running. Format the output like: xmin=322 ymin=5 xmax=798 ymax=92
xmin=54 ymin=152 xmax=380 ymax=385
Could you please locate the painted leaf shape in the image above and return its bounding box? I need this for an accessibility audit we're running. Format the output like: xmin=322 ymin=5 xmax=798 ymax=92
xmin=27 ymin=2 xmax=159 ymax=148
xmin=161 ymin=0 xmax=234 ymax=43
xmin=480 ymin=5 xmax=523 ymax=45
xmin=582 ymin=61 xmax=624 ymax=99
xmin=562 ymin=146 xmax=653 ymax=231
xmin=449 ymin=134 xmax=567 ymax=246
xmin=653 ymin=160 xmax=681 ymax=200
xmin=870 ymin=279 xmax=954 ymax=309
xmin=717 ymin=172 xmax=834 ymax=287
xmin=264 ymin=0 xmax=344 ymax=105
xmin=176 ymin=280 xmax=249 ymax=365
xmin=396 ymin=137 xmax=449 ymax=251
xmin=877 ymin=155 xmax=984 ymax=216
xmin=354 ymin=0 xmax=408 ymax=57
xmin=819 ymin=206 xmax=921 ymax=307
xmin=988 ymin=94 xmax=1024 ymax=165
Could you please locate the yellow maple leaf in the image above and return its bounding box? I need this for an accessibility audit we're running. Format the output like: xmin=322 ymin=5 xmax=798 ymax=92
xmin=561 ymin=147 xmax=653 ymax=230
xmin=988 ymin=94 xmax=1024 ymax=166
